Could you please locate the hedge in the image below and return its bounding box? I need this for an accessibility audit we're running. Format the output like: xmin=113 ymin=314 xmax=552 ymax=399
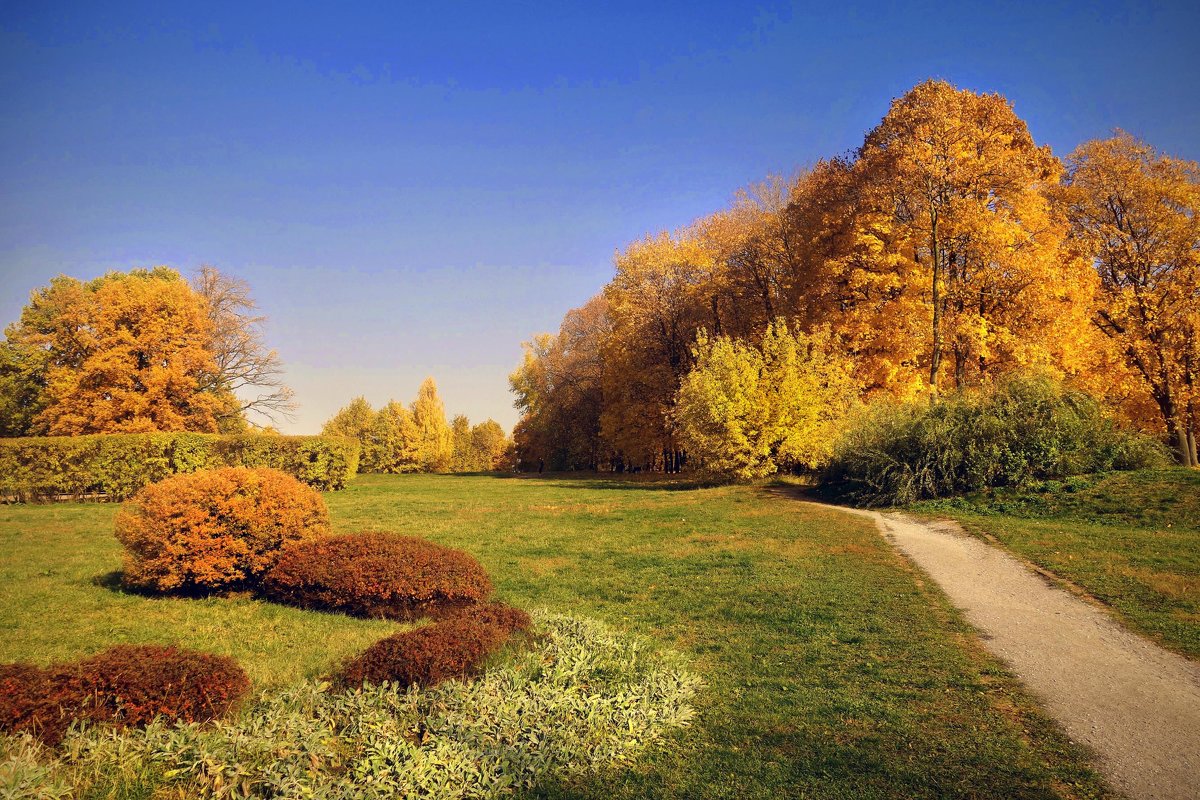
xmin=0 ymin=432 xmax=360 ymax=501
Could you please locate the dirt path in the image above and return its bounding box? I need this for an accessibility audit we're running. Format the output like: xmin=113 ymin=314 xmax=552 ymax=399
xmin=805 ymin=501 xmax=1200 ymax=800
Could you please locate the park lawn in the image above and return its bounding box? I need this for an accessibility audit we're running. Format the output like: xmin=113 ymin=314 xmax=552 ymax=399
xmin=914 ymin=468 xmax=1200 ymax=660
xmin=0 ymin=473 xmax=1111 ymax=799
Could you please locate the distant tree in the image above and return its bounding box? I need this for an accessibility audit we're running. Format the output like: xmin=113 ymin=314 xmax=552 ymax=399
xmin=367 ymin=400 xmax=422 ymax=473
xmin=469 ymin=418 xmax=510 ymax=471
xmin=322 ymin=396 xmax=376 ymax=456
xmin=192 ymin=266 xmax=296 ymax=430
xmin=2 ymin=269 xmax=232 ymax=435
xmin=450 ymin=414 xmax=474 ymax=472
xmin=674 ymin=321 xmax=859 ymax=479
xmin=1059 ymin=132 xmax=1200 ymax=466
xmin=411 ymin=377 xmax=453 ymax=472
xmin=510 ymin=295 xmax=610 ymax=470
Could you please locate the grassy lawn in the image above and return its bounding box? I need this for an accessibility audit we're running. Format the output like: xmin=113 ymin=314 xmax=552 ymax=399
xmin=0 ymin=473 xmax=1112 ymax=799
xmin=914 ymin=469 xmax=1200 ymax=660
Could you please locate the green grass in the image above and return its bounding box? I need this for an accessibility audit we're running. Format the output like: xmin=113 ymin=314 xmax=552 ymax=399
xmin=914 ymin=468 xmax=1200 ymax=659
xmin=0 ymin=473 xmax=1113 ymax=799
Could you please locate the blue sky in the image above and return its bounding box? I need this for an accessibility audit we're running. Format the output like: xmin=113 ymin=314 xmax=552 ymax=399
xmin=2 ymin=1 xmax=1196 ymax=433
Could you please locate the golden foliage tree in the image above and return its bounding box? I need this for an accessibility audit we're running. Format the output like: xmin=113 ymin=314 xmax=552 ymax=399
xmin=411 ymin=377 xmax=453 ymax=472
xmin=9 ymin=269 xmax=232 ymax=435
xmin=601 ymin=232 xmax=713 ymax=468
xmin=510 ymin=295 xmax=610 ymax=470
xmin=853 ymin=79 xmax=1094 ymax=397
xmin=674 ymin=321 xmax=858 ymax=479
xmin=367 ymin=400 xmax=422 ymax=473
xmin=1060 ymin=132 xmax=1200 ymax=465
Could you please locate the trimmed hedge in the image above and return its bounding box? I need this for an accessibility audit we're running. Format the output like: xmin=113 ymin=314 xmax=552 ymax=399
xmin=262 ymin=532 xmax=494 ymax=620
xmin=0 ymin=432 xmax=359 ymax=501
xmin=338 ymin=602 xmax=531 ymax=689
xmin=0 ymin=645 xmax=249 ymax=746
xmin=116 ymin=467 xmax=332 ymax=593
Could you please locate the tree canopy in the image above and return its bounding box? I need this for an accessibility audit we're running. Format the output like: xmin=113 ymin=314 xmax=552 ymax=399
xmin=511 ymin=80 xmax=1200 ymax=473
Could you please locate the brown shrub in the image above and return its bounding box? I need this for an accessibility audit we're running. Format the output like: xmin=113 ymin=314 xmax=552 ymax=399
xmin=0 ymin=645 xmax=249 ymax=746
xmin=115 ymin=466 xmax=331 ymax=593
xmin=339 ymin=602 xmax=530 ymax=689
xmin=261 ymin=532 xmax=493 ymax=620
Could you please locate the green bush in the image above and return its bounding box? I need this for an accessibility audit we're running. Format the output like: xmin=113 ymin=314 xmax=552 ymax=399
xmin=0 ymin=432 xmax=359 ymax=501
xmin=828 ymin=373 xmax=1169 ymax=505
xmin=3 ymin=611 xmax=701 ymax=799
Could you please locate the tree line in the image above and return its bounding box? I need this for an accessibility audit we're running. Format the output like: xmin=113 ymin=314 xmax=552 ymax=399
xmin=510 ymin=80 xmax=1200 ymax=471
xmin=322 ymin=379 xmax=511 ymax=474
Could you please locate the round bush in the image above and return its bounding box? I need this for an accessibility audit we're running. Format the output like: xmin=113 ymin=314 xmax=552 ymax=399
xmin=114 ymin=466 xmax=331 ymax=593
xmin=262 ymin=532 xmax=494 ymax=620
xmin=339 ymin=602 xmax=530 ymax=689
xmin=0 ymin=645 xmax=249 ymax=745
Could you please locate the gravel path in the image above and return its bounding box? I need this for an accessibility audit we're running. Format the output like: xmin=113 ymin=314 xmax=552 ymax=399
xmin=807 ymin=502 xmax=1200 ymax=800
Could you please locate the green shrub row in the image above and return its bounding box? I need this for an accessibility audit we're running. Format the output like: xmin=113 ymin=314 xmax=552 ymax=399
xmin=0 ymin=433 xmax=360 ymax=501
xmin=827 ymin=374 xmax=1169 ymax=505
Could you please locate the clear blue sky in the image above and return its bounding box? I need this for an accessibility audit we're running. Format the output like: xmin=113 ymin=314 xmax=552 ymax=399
xmin=2 ymin=1 xmax=1196 ymax=433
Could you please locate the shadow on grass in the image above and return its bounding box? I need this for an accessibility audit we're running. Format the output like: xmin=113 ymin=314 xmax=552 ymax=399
xmin=90 ymin=570 xmax=259 ymax=602
xmin=439 ymin=470 xmax=728 ymax=491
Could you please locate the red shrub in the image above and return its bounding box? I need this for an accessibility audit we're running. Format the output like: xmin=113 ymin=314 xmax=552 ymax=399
xmin=115 ymin=466 xmax=331 ymax=593
xmin=0 ymin=645 xmax=249 ymax=745
xmin=262 ymin=532 xmax=493 ymax=620
xmin=339 ymin=602 xmax=530 ymax=689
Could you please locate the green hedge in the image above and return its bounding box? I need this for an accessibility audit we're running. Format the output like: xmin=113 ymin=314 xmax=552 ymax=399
xmin=0 ymin=433 xmax=360 ymax=501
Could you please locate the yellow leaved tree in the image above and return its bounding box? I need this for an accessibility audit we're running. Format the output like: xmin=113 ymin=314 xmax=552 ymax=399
xmin=674 ymin=320 xmax=858 ymax=479
xmin=1059 ymin=132 xmax=1200 ymax=466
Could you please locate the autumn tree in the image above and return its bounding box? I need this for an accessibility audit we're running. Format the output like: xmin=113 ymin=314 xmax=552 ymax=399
xmin=450 ymin=414 xmax=474 ymax=472
xmin=1 ymin=269 xmax=233 ymax=435
xmin=674 ymin=320 xmax=858 ymax=479
xmin=192 ymin=266 xmax=295 ymax=430
xmin=1059 ymin=132 xmax=1200 ymax=466
xmin=367 ymin=400 xmax=422 ymax=473
xmin=469 ymin=419 xmax=512 ymax=471
xmin=510 ymin=295 xmax=610 ymax=470
xmin=411 ymin=377 xmax=453 ymax=472
xmin=322 ymin=396 xmax=376 ymax=442
xmin=602 ymin=232 xmax=714 ymax=469
xmin=854 ymin=79 xmax=1095 ymax=398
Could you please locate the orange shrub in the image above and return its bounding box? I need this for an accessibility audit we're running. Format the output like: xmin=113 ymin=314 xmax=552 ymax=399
xmin=0 ymin=645 xmax=249 ymax=745
xmin=261 ymin=532 xmax=493 ymax=620
xmin=115 ymin=466 xmax=331 ymax=593
xmin=338 ymin=602 xmax=530 ymax=688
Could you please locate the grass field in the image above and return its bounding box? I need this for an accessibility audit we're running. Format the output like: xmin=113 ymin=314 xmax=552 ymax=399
xmin=0 ymin=473 xmax=1113 ymax=799
xmin=916 ymin=469 xmax=1200 ymax=659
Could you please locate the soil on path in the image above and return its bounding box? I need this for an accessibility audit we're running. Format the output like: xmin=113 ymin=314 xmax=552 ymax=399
xmin=803 ymin=501 xmax=1200 ymax=800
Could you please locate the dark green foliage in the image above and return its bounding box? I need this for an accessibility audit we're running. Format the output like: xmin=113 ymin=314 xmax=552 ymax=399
xmin=261 ymin=532 xmax=494 ymax=620
xmin=828 ymin=374 xmax=1169 ymax=505
xmin=0 ymin=645 xmax=249 ymax=745
xmin=338 ymin=602 xmax=530 ymax=689
xmin=0 ymin=432 xmax=360 ymax=501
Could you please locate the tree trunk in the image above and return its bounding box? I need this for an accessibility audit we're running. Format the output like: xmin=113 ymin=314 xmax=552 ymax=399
xmin=1186 ymin=429 xmax=1198 ymax=468
xmin=928 ymin=207 xmax=942 ymax=402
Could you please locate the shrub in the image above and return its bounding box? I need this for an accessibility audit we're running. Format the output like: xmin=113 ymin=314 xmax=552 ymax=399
xmin=0 ymin=432 xmax=359 ymax=502
xmin=339 ymin=602 xmax=530 ymax=688
xmin=0 ymin=645 xmax=249 ymax=746
xmin=8 ymin=612 xmax=700 ymax=799
xmin=262 ymin=532 xmax=494 ymax=620
xmin=115 ymin=467 xmax=331 ymax=593
xmin=827 ymin=373 xmax=1170 ymax=505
